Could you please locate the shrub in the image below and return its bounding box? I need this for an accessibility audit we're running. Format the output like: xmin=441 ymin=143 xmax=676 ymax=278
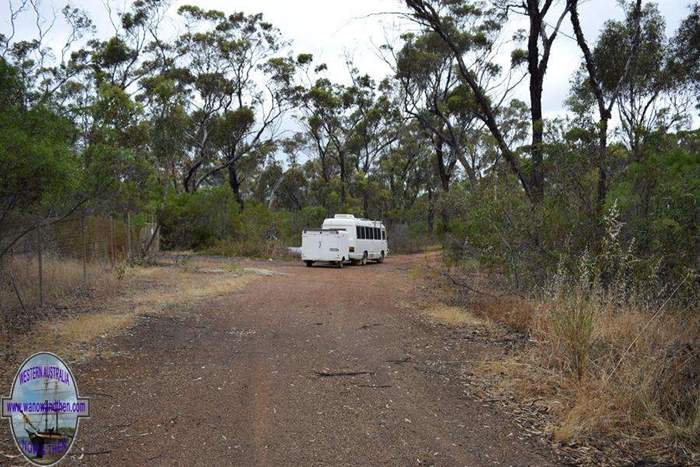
xmin=439 ymin=202 xmax=699 ymax=459
xmin=160 ymin=187 xmax=241 ymax=249
xmin=387 ymin=222 xmax=433 ymax=254
xmin=531 ymin=208 xmax=699 ymax=456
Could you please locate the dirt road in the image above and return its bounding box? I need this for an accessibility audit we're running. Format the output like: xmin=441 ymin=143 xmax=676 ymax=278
xmin=4 ymin=255 xmax=555 ymax=466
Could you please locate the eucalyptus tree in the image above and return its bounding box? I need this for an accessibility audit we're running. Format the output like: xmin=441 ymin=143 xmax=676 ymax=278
xmin=299 ymin=77 xmax=362 ymax=208
xmin=595 ymin=3 xmax=680 ymax=160
xmin=376 ymin=122 xmax=434 ymax=219
xmin=567 ymin=0 xmax=645 ymax=209
xmin=77 ymin=0 xmax=177 ymax=214
xmin=0 ymin=1 xmax=154 ymax=255
xmin=0 ymin=2 xmax=95 ymax=110
xmin=390 ymin=28 xmax=506 ymax=189
xmin=495 ymin=0 xmax=571 ymax=201
xmin=297 ymin=65 xmax=400 ymax=215
xmin=0 ymin=58 xmax=85 ymax=261
xmin=568 ymin=1 xmax=693 ymax=225
xmin=403 ymin=0 xmax=535 ymax=201
xmin=173 ymin=6 xmax=305 ymax=208
xmin=670 ymin=4 xmax=699 ymax=112
xmin=404 ymin=0 xmax=571 ymax=202
xmin=346 ymin=72 xmax=400 ymax=217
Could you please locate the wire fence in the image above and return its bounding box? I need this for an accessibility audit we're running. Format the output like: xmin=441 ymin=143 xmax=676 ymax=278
xmin=0 ymin=212 xmax=158 ymax=316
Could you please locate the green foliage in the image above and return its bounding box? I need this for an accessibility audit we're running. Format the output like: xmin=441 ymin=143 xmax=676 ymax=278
xmin=441 ymin=128 xmax=698 ymax=303
xmin=0 ymin=101 xmax=80 ymax=214
xmin=0 ymin=59 xmax=24 ymax=108
xmin=607 ymin=131 xmax=700 ymax=295
xmin=670 ymin=4 xmax=700 ymax=110
xmin=510 ymin=48 xmax=527 ymax=67
xmin=160 ymin=187 xmax=241 ymax=249
xmin=84 ymin=143 xmax=160 ymax=212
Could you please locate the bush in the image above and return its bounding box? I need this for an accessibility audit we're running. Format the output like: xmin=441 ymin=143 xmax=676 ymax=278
xmin=284 ymin=206 xmax=328 ymax=245
xmin=160 ymin=192 xmax=314 ymax=257
xmin=439 ymin=203 xmax=699 ymax=459
xmin=160 ymin=187 xmax=241 ymax=249
xmin=387 ymin=222 xmax=433 ymax=254
xmin=531 ymin=209 xmax=698 ymax=456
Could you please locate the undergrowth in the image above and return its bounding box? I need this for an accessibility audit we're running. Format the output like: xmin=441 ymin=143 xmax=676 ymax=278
xmin=437 ymin=204 xmax=699 ymax=462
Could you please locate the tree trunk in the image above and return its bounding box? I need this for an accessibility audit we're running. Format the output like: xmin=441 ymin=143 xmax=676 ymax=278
xmin=434 ymin=136 xmax=450 ymax=192
xmin=427 ymin=186 xmax=434 ymax=234
xmin=228 ymin=163 xmax=244 ymax=210
xmin=527 ymin=1 xmax=545 ymax=202
xmin=596 ymin=117 xmax=609 ymax=212
xmin=568 ymin=0 xmax=644 ymax=212
xmin=339 ymin=154 xmax=347 ymax=208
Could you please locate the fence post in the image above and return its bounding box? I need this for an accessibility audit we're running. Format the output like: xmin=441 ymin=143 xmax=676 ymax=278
xmin=37 ymin=226 xmax=44 ymax=307
xmin=109 ymin=217 xmax=115 ymax=268
xmin=81 ymin=213 xmax=87 ymax=283
xmin=127 ymin=212 xmax=132 ymax=262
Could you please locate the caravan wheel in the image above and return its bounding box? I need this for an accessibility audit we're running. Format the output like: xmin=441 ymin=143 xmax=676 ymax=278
xmin=361 ymin=252 xmax=368 ymax=266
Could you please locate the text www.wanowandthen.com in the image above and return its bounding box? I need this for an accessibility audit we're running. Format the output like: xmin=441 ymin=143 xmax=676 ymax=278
xmin=4 ymin=400 xmax=87 ymax=414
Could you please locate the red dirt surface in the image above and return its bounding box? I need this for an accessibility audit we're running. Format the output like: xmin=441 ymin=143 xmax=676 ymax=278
xmin=1 ymin=254 xmax=556 ymax=466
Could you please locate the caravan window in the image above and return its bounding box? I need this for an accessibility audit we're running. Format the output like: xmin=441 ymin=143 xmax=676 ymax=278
xmin=356 ymin=226 xmax=362 ymax=239
xmin=373 ymin=227 xmax=379 ymax=240
xmin=382 ymin=229 xmax=386 ymax=240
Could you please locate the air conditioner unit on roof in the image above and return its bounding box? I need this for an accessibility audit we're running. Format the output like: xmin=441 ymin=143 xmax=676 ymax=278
xmin=334 ymin=214 xmax=355 ymax=219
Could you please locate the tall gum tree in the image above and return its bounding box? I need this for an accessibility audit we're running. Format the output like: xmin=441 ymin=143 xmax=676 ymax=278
xmin=404 ymin=0 xmax=570 ymax=203
xmin=567 ymin=0 xmax=644 ymax=212
xmin=174 ymin=6 xmax=305 ymax=207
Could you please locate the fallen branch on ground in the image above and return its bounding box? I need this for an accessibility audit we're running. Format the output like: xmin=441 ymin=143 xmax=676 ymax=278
xmin=314 ymin=370 xmax=374 ymax=377
xmin=82 ymin=449 xmax=112 ymax=456
xmin=385 ymin=357 xmax=412 ymax=364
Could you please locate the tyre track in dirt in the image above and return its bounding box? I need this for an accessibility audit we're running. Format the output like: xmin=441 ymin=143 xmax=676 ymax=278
xmin=24 ymin=255 xmax=555 ymax=466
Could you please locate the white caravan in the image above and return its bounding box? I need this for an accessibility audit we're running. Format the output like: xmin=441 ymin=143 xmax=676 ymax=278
xmin=301 ymin=228 xmax=350 ymax=268
xmin=301 ymin=214 xmax=388 ymax=267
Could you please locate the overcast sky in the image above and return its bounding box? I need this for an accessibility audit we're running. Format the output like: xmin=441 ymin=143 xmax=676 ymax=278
xmin=1 ymin=0 xmax=695 ymax=118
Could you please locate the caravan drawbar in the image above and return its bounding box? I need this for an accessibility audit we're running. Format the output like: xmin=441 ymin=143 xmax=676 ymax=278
xmin=301 ymin=214 xmax=388 ymax=268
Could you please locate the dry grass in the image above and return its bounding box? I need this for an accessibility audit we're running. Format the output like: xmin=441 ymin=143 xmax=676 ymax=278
xmin=483 ymin=293 xmax=698 ymax=461
xmin=1 ymin=254 xmax=117 ymax=309
xmin=427 ymin=304 xmax=492 ymax=328
xmin=12 ymin=312 xmax=137 ymax=363
xmin=1 ymin=255 xmax=256 ymax=371
xmin=421 ymin=257 xmax=699 ymax=463
xmin=472 ymin=297 xmax=534 ymax=333
xmin=127 ymin=265 xmax=253 ymax=317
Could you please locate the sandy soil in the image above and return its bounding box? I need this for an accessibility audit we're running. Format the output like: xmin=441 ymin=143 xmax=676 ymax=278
xmin=1 ymin=254 xmax=557 ymax=466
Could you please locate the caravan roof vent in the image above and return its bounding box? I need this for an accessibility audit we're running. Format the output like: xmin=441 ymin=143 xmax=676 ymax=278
xmin=334 ymin=214 xmax=355 ymax=219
